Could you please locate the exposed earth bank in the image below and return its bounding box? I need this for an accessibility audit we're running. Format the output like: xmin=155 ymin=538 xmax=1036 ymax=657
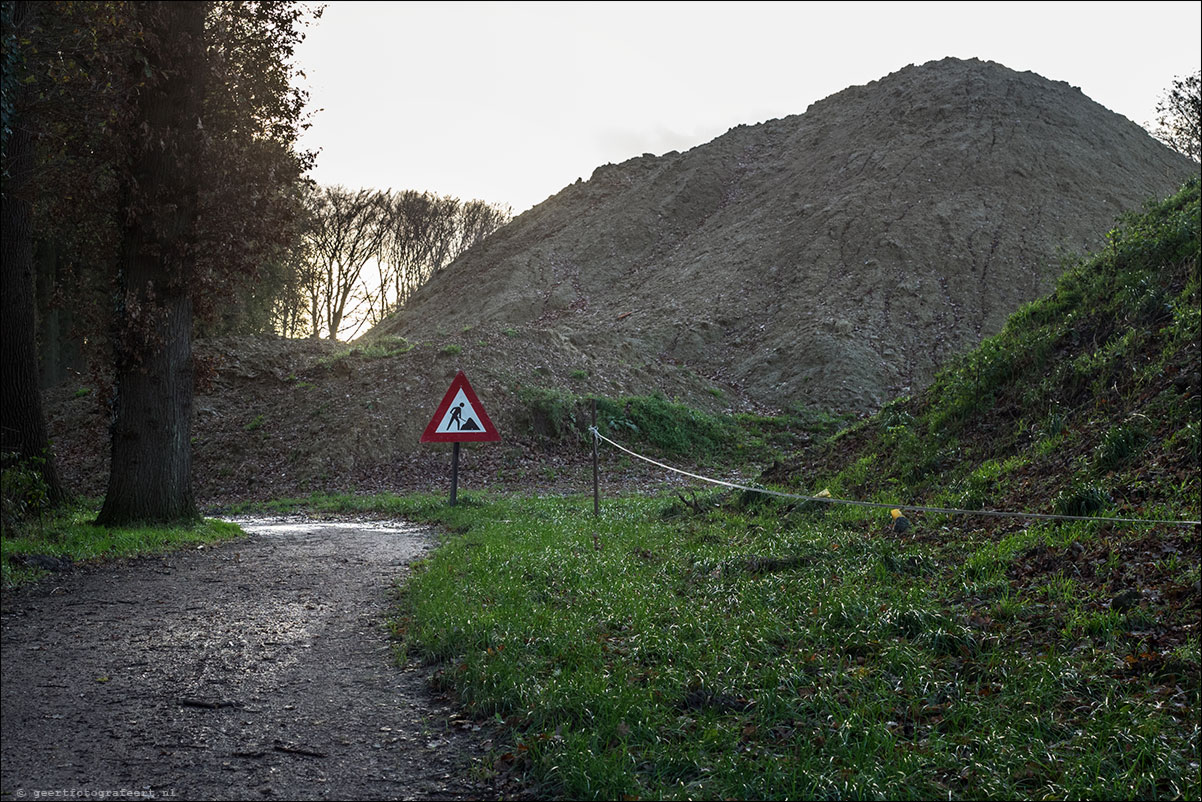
xmin=1 ymin=519 xmax=514 ymax=801
xmin=375 ymin=57 xmax=1198 ymax=412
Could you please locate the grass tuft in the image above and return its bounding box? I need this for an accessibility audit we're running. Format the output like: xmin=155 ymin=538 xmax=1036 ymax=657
xmin=2 ymin=500 xmax=243 ymax=589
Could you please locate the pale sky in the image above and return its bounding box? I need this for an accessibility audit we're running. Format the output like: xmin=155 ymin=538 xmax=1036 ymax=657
xmin=293 ymin=0 xmax=1202 ymax=214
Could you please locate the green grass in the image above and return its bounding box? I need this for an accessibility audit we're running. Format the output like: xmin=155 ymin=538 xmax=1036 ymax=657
xmin=517 ymin=387 xmax=850 ymax=465
xmin=1 ymin=501 xmax=244 ymax=588
xmin=380 ymin=492 xmax=1199 ymax=800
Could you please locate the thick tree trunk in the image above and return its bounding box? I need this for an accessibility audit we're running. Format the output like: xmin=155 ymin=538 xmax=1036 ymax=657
xmin=0 ymin=0 xmax=65 ymax=504
xmin=98 ymin=289 xmax=197 ymax=524
xmin=97 ymin=1 xmax=205 ymax=526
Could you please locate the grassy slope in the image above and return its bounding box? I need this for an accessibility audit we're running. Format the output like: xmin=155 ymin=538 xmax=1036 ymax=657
xmin=390 ymin=181 xmax=1200 ymax=800
xmin=766 ymin=178 xmax=1200 ymax=526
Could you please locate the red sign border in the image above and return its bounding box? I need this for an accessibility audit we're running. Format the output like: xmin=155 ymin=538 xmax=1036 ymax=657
xmin=420 ymin=370 xmax=501 ymax=443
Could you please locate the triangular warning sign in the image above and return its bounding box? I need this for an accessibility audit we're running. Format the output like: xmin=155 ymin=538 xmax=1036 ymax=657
xmin=421 ymin=371 xmax=501 ymax=443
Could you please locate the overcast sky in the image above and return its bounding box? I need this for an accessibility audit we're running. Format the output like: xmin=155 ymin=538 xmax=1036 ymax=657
xmin=293 ymin=0 xmax=1202 ymax=214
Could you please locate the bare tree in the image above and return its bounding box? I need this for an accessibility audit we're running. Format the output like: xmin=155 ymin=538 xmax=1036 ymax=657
xmin=285 ymin=187 xmax=512 ymax=338
xmin=452 ymin=199 xmax=513 ymax=261
xmin=268 ymin=234 xmax=313 ymax=337
xmin=377 ymin=191 xmax=511 ymax=313
xmin=381 ymin=190 xmax=458 ymax=306
xmin=300 ymin=185 xmax=389 ymax=339
xmin=1153 ymin=71 xmax=1200 ymax=162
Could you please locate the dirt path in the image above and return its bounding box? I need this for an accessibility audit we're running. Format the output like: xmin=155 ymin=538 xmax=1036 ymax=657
xmin=1 ymin=518 xmax=501 ymax=801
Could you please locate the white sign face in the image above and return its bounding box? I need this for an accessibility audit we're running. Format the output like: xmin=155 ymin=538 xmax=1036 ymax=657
xmin=432 ymin=388 xmax=486 ymax=434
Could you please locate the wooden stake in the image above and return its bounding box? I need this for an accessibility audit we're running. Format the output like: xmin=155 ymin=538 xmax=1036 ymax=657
xmin=592 ymin=398 xmax=600 ymax=517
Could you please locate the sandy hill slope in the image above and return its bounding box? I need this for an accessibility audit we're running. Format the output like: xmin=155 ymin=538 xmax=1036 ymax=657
xmin=370 ymin=57 xmax=1196 ymax=413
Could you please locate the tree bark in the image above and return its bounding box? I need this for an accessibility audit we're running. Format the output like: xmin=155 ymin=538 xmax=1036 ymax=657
xmin=0 ymin=0 xmax=65 ymax=504
xmin=35 ymin=240 xmax=83 ymax=387
xmin=97 ymin=1 xmax=205 ymax=526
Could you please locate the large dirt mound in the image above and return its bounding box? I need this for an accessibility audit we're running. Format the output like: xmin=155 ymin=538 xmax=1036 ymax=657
xmin=370 ymin=57 xmax=1196 ymax=412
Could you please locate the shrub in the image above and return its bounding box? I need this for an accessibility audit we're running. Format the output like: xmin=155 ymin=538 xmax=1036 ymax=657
xmin=1 ymin=453 xmax=52 ymax=533
xmin=1092 ymin=423 xmax=1147 ymax=473
xmin=1053 ymin=481 xmax=1112 ymax=517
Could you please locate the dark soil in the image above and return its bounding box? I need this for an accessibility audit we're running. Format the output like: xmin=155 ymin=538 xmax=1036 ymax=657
xmin=46 ymin=334 xmax=736 ymax=504
xmin=1 ymin=518 xmax=516 ymax=801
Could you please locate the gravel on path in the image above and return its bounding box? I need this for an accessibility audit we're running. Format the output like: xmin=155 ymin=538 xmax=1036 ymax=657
xmin=1 ymin=518 xmax=503 ymax=801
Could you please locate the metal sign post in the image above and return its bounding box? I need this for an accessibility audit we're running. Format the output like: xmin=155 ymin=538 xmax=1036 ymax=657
xmin=420 ymin=371 xmax=500 ymax=505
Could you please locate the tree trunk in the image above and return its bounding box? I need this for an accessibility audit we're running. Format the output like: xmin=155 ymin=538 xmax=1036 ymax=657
xmin=309 ymin=292 xmax=321 ymax=338
xmin=97 ymin=1 xmax=205 ymax=526
xmin=35 ymin=241 xmax=83 ymax=388
xmin=0 ymin=0 xmax=65 ymax=504
xmin=328 ymin=304 xmax=343 ymax=340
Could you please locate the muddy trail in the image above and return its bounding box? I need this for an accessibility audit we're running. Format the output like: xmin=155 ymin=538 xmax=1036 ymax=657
xmin=0 ymin=519 xmax=506 ymax=801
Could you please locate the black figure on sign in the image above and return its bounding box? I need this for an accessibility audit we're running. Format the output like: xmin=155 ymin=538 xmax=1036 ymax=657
xmin=449 ymin=403 xmax=465 ymax=430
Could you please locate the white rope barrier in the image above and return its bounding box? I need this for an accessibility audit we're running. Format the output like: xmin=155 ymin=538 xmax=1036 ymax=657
xmin=588 ymin=427 xmax=1202 ymax=528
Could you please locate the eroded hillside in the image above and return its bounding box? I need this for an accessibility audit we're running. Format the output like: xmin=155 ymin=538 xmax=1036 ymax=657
xmin=372 ymin=57 xmax=1196 ymax=412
